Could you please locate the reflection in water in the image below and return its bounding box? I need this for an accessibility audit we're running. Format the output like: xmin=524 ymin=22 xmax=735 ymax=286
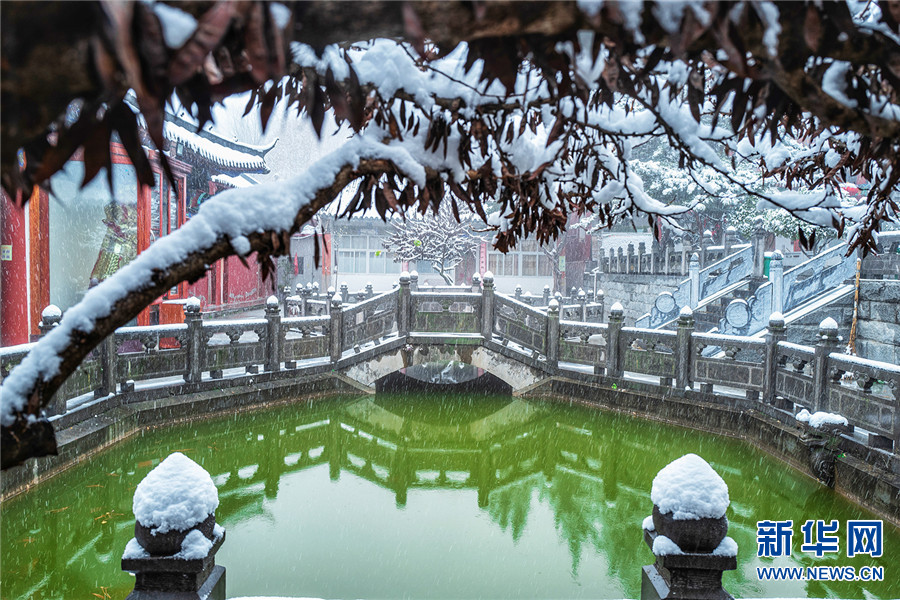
xmin=1 ymin=394 xmax=898 ymax=600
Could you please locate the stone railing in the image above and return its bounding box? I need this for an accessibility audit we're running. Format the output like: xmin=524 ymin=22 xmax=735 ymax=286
xmin=599 ymin=229 xmax=748 ymax=276
xmin=636 ymin=245 xmax=753 ymax=329
xmin=3 ymin=277 xmax=898 ymax=459
xmin=718 ymin=243 xmax=857 ymax=336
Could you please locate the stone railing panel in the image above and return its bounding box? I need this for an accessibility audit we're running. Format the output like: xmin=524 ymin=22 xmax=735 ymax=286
xmin=825 ymin=353 xmax=900 ymax=447
xmin=342 ymin=289 xmax=399 ymax=350
xmin=559 ymin=320 xmax=607 ymax=367
xmin=495 ymin=295 xmax=548 ymax=351
xmin=638 ymin=245 xmax=751 ymax=329
xmin=202 ymin=319 xmax=267 ymax=374
xmin=115 ymin=324 xmax=189 ymax=384
xmin=282 ymin=316 xmax=330 ymax=362
xmin=410 ymin=292 xmax=482 ymax=334
xmin=692 ymin=333 xmax=766 ymax=393
xmin=774 ymin=341 xmax=816 ymax=409
xmin=620 ymin=327 xmax=677 ymax=378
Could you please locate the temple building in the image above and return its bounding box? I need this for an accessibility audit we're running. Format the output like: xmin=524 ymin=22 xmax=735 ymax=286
xmin=0 ymin=106 xmax=277 ymax=345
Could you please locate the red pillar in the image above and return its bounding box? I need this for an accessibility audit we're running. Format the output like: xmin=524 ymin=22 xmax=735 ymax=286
xmin=1 ymin=191 xmax=29 ymax=345
xmin=28 ymin=190 xmax=50 ymax=339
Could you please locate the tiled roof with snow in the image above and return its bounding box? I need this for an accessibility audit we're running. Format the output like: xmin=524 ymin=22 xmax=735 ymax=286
xmin=211 ymin=173 xmax=263 ymax=189
xmin=164 ymin=114 xmax=275 ymax=174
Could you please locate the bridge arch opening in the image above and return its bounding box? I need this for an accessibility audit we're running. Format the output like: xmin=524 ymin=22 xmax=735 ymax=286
xmin=375 ymin=361 xmax=512 ymax=396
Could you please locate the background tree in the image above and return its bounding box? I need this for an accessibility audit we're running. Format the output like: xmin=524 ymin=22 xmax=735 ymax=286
xmin=383 ymin=203 xmax=480 ymax=285
xmin=3 ymin=1 xmax=900 ymax=468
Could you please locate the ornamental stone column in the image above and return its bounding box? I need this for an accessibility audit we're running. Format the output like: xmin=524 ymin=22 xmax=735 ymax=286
xmin=183 ymin=298 xmax=203 ymax=384
xmin=481 ymin=272 xmax=495 ymax=341
xmin=264 ymin=295 xmax=281 ymax=373
xmin=689 ymin=253 xmax=701 ymax=308
xmin=769 ymin=251 xmax=784 ymax=315
xmin=641 ymin=454 xmax=736 ymax=600
xmin=122 ymin=452 xmax=226 ymax=600
xmin=606 ymin=302 xmax=624 ymax=379
xmin=546 ymin=299 xmax=559 ymax=369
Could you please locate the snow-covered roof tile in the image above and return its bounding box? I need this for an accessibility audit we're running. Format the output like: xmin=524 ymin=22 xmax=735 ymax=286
xmin=164 ymin=117 xmax=274 ymax=174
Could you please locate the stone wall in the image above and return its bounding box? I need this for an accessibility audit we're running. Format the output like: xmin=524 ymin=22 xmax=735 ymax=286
xmin=856 ymin=280 xmax=900 ymax=365
xmin=782 ymin=280 xmax=900 ymax=364
xmin=783 ymin=291 xmax=854 ymax=347
xmin=593 ymin=273 xmax=682 ymax=325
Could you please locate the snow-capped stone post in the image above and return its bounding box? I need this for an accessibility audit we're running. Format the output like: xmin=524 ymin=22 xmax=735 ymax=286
xmin=606 ymin=302 xmax=624 ymax=379
xmin=574 ymin=288 xmax=584 ymax=321
xmin=91 ymin=307 xmax=120 ymax=398
xmin=680 ymin=238 xmax=689 ymax=276
xmin=546 ymin=299 xmax=560 ymax=369
xmin=752 ymin=222 xmax=767 ymax=278
xmin=38 ymin=306 xmax=67 ymax=415
xmin=264 ymin=295 xmax=282 ymax=373
xmin=641 ymin=454 xmax=736 ymax=600
xmin=638 ymin=242 xmax=646 ymax=274
xmin=471 ymin=272 xmax=482 ymax=293
xmin=812 ymin=318 xmax=841 ymax=414
xmin=366 ymin=282 xmax=374 ymax=299
xmin=769 ymin=250 xmax=784 ymax=315
xmin=763 ymin=313 xmax=787 ymax=408
xmin=722 ymin=226 xmax=733 ymax=256
xmin=409 ymin=270 xmax=419 ymax=291
xmin=38 ymin=305 xmax=62 ymax=336
xmin=627 ymin=243 xmax=635 ymax=273
xmin=398 ymin=271 xmax=411 ymax=336
xmin=542 ymin=284 xmax=551 ymax=306
xmin=675 ymin=307 xmax=694 ymax=392
xmin=330 ymin=297 xmax=344 ymax=363
xmin=183 ymin=298 xmax=203 ymax=385
xmin=596 ymin=289 xmax=605 ymax=322
xmin=617 ymin=246 xmax=625 ymax=273
xmin=481 ymin=272 xmax=495 ymax=341
xmin=340 ymin=282 xmax=349 ymax=304
xmin=688 ymin=253 xmax=700 ymax=309
xmin=122 ymin=452 xmax=226 ymax=600
xmin=325 ymin=285 xmax=335 ymax=315
xmin=299 ymin=283 xmax=312 ymax=316
xmin=514 ymin=284 xmax=523 ymax=301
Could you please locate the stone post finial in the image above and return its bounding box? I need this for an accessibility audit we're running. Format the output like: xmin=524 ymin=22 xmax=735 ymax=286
xmin=641 ymin=454 xmax=736 ymax=600
xmin=123 ymin=452 xmax=226 ymax=600
xmin=183 ymin=297 xmax=201 ymax=317
xmin=39 ymin=304 xmax=62 ymax=336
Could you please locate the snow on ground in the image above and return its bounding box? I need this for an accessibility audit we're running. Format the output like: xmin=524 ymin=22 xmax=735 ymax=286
xmin=650 ymin=454 xmax=729 ymax=520
xmin=132 ymin=452 xmax=219 ymax=534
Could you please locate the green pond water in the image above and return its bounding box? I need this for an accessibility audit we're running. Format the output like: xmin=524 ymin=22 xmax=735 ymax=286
xmin=1 ymin=393 xmax=898 ymax=600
